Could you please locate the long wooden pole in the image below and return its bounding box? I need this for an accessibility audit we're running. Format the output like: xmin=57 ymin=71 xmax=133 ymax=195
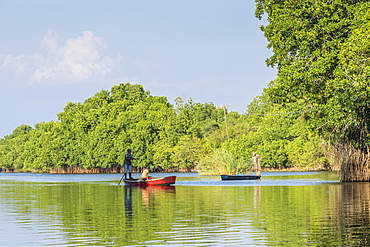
xmin=118 ymin=174 xmax=125 ymax=185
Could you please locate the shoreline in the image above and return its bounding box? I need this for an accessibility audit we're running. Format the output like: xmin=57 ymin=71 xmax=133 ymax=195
xmin=0 ymin=165 xmax=339 ymax=174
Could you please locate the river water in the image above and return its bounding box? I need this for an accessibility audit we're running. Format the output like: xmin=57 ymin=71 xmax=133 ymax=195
xmin=0 ymin=171 xmax=369 ymax=246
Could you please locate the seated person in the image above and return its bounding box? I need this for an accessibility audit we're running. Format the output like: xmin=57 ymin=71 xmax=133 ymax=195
xmin=141 ymin=166 xmax=150 ymax=180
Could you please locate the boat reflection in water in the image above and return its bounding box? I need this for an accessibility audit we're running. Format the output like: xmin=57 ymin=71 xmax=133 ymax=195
xmin=124 ymin=184 xmax=176 ymax=219
xmin=140 ymin=185 xmax=176 ymax=207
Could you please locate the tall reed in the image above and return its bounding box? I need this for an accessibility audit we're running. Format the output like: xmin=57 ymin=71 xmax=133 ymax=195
xmin=199 ymin=149 xmax=252 ymax=175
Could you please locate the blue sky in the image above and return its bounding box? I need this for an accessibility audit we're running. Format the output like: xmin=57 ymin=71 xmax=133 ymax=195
xmin=0 ymin=0 xmax=276 ymax=138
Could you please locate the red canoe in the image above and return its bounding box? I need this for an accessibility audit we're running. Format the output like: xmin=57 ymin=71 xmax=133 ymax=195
xmin=124 ymin=176 xmax=176 ymax=186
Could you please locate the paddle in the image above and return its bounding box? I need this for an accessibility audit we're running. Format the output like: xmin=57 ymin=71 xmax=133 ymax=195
xmin=118 ymin=174 xmax=125 ymax=185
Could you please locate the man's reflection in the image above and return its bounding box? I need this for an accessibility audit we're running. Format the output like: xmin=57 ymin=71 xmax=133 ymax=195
xmin=124 ymin=185 xmax=133 ymax=227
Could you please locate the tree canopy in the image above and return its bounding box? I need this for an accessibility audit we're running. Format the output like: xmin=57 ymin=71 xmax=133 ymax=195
xmin=0 ymin=83 xmax=328 ymax=173
xmin=255 ymin=0 xmax=370 ymax=181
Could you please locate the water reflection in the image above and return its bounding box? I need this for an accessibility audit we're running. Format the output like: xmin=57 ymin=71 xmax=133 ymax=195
xmin=333 ymin=182 xmax=370 ymax=246
xmin=124 ymin=185 xmax=133 ymax=227
xmin=140 ymin=185 xmax=176 ymax=207
xmin=257 ymin=182 xmax=370 ymax=246
xmin=253 ymin=186 xmax=262 ymax=208
xmin=124 ymin=185 xmax=176 ymax=225
xmin=2 ymin=172 xmax=370 ymax=246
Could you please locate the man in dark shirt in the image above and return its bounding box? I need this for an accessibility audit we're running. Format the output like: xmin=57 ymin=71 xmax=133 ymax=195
xmin=124 ymin=149 xmax=135 ymax=179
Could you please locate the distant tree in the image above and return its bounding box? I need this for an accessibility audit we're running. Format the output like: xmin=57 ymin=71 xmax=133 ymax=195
xmin=0 ymin=125 xmax=32 ymax=170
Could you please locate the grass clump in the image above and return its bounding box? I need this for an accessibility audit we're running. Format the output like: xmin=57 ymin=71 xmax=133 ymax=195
xmin=199 ymin=149 xmax=252 ymax=175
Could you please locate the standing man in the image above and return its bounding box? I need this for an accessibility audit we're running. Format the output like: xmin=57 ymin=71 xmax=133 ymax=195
xmin=124 ymin=148 xmax=135 ymax=179
xmin=252 ymin=153 xmax=261 ymax=176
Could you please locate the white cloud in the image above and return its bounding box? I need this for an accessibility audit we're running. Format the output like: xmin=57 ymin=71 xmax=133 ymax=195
xmin=41 ymin=29 xmax=60 ymax=54
xmin=0 ymin=30 xmax=122 ymax=84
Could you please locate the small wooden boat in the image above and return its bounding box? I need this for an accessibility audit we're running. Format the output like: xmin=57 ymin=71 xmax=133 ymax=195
xmin=221 ymin=175 xmax=261 ymax=180
xmin=124 ymin=176 xmax=176 ymax=186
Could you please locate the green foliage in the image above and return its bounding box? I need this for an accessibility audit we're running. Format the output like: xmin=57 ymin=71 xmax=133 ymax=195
xmin=226 ymin=95 xmax=326 ymax=169
xmin=255 ymin=0 xmax=370 ymax=147
xmin=0 ymin=83 xmax=233 ymax=172
xmin=0 ymin=125 xmax=32 ymax=169
xmin=199 ymin=149 xmax=251 ymax=175
xmin=0 ymin=82 xmax=327 ymax=173
xmin=5 ymin=2 xmax=367 ymax=174
xmin=255 ymin=0 xmax=370 ymax=181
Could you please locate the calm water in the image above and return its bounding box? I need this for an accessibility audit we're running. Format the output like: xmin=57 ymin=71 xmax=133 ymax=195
xmin=0 ymin=172 xmax=369 ymax=246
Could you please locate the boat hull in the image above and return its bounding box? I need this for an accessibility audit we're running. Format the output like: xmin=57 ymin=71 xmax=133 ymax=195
xmin=124 ymin=176 xmax=176 ymax=186
xmin=221 ymin=175 xmax=261 ymax=180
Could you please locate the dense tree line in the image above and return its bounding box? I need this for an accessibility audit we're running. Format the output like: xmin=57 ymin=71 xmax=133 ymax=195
xmin=0 ymin=83 xmax=327 ymax=173
xmin=255 ymin=0 xmax=370 ymax=181
xmin=1 ymin=1 xmax=368 ymax=177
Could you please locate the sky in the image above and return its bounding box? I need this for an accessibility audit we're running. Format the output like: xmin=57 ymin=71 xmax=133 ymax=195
xmin=0 ymin=0 xmax=276 ymax=138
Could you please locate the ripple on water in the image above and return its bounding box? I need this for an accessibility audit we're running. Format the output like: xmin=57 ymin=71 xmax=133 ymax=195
xmin=176 ymin=179 xmax=338 ymax=187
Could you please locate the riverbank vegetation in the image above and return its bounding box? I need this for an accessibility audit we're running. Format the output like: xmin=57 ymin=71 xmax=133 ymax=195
xmin=0 ymin=83 xmax=329 ymax=174
xmin=3 ymin=1 xmax=368 ymax=177
xmin=255 ymin=0 xmax=370 ymax=181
